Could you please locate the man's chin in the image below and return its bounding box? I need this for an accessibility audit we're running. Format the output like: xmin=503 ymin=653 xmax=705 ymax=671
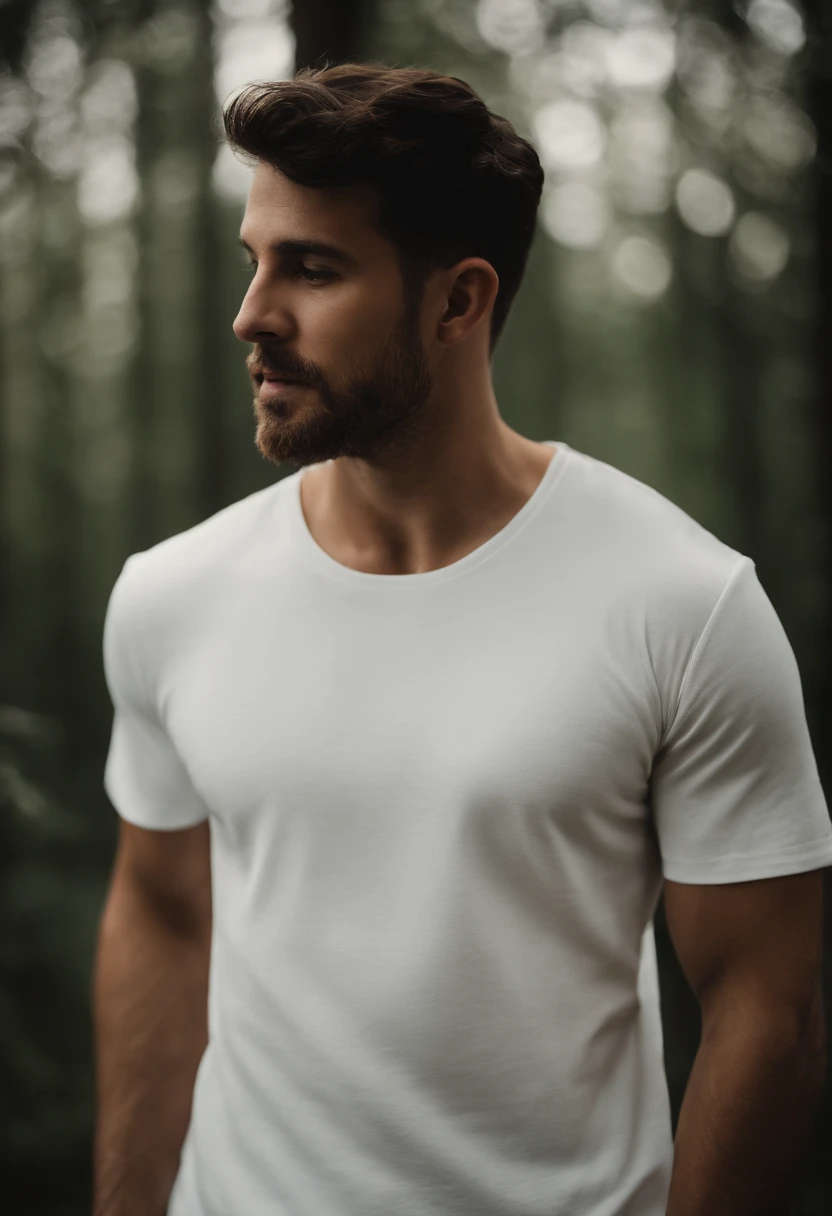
xmin=254 ymin=413 xmax=345 ymax=470
xmin=255 ymin=434 xmax=314 ymax=470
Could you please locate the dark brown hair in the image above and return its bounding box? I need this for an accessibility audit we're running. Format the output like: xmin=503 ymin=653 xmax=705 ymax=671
xmin=222 ymin=62 xmax=544 ymax=356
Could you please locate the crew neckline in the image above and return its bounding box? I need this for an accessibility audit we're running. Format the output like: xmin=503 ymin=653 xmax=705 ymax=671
xmin=285 ymin=440 xmax=571 ymax=589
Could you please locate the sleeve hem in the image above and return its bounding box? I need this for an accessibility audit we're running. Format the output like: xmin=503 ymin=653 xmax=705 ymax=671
xmin=662 ymin=836 xmax=832 ymax=884
xmin=113 ymin=804 xmax=210 ymax=831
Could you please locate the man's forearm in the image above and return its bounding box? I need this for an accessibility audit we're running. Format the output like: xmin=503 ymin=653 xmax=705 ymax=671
xmin=666 ymin=1016 xmax=826 ymax=1216
xmin=92 ymin=885 xmax=210 ymax=1216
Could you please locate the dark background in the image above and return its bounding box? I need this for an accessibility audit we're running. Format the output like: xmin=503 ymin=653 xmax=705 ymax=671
xmin=1 ymin=0 xmax=830 ymax=1211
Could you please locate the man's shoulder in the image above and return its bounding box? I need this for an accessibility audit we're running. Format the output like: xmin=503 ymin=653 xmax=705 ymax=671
xmin=124 ymin=478 xmax=289 ymax=589
xmin=108 ymin=477 xmax=297 ymax=653
xmin=563 ymin=447 xmax=747 ymax=631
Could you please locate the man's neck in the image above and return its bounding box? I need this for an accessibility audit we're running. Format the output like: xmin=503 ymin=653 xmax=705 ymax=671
xmin=298 ymin=426 xmax=556 ymax=577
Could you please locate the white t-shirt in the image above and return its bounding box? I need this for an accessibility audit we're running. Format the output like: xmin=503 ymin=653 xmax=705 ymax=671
xmin=103 ymin=439 xmax=832 ymax=1216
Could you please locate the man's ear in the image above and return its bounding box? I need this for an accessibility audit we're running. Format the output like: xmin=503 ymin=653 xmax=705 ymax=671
xmin=437 ymin=259 xmax=498 ymax=346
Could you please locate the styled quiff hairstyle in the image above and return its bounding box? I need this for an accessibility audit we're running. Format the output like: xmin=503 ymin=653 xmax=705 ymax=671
xmin=223 ymin=62 xmax=545 ymax=356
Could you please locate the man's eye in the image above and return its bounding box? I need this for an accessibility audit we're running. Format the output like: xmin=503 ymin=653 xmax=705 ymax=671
xmin=297 ymin=266 xmax=336 ymax=283
xmin=242 ymin=261 xmax=335 ymax=284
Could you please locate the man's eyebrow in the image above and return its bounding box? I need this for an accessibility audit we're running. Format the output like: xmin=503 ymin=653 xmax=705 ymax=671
xmin=238 ymin=236 xmax=359 ymax=269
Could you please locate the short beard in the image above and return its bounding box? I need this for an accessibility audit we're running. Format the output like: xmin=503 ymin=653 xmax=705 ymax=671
xmin=252 ymin=296 xmax=434 ymax=471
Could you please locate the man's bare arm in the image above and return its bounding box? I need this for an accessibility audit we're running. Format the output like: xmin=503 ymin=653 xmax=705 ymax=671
xmin=92 ymin=819 xmax=212 ymax=1216
xmin=663 ymin=870 xmax=827 ymax=1216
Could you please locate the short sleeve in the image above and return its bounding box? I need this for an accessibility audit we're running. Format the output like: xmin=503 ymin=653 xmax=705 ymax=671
xmin=650 ymin=555 xmax=832 ymax=883
xmin=103 ymin=555 xmax=211 ymax=830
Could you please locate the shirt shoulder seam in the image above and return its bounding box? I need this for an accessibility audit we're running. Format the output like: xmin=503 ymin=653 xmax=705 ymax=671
xmin=661 ymin=553 xmax=752 ymax=744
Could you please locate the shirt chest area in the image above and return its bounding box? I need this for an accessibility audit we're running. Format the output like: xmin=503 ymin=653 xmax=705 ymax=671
xmin=158 ymin=592 xmax=661 ymax=831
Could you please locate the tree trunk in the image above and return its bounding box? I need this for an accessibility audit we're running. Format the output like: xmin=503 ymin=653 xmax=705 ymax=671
xmin=803 ymin=2 xmax=832 ymax=793
xmin=290 ymin=0 xmax=379 ymax=72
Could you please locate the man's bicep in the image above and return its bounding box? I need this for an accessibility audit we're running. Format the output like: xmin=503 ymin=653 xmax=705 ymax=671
xmin=662 ymin=869 xmax=826 ymax=1045
xmin=111 ymin=818 xmax=212 ymax=935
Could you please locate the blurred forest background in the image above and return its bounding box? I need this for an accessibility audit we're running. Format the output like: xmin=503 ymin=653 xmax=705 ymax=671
xmin=1 ymin=0 xmax=830 ymax=1211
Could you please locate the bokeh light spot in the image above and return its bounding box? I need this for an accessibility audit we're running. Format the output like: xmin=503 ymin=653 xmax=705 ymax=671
xmin=605 ymin=25 xmax=676 ymax=93
xmin=746 ymin=0 xmax=805 ymax=56
xmin=612 ymin=235 xmax=672 ymax=299
xmin=729 ymin=211 xmax=790 ymax=283
xmin=532 ymin=99 xmax=606 ymax=172
xmin=542 ymin=182 xmax=610 ymax=249
xmin=675 ymin=168 xmax=735 ymax=236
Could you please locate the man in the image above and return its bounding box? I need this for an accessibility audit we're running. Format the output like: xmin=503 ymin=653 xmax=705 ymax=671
xmin=93 ymin=64 xmax=832 ymax=1216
